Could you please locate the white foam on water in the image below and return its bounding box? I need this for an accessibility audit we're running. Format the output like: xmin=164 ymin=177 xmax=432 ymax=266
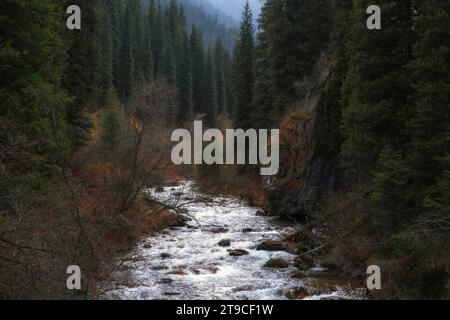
xmin=103 ymin=181 xmax=363 ymax=300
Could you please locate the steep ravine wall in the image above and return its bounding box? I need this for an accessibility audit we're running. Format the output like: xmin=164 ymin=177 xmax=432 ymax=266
xmin=269 ymin=56 xmax=342 ymax=221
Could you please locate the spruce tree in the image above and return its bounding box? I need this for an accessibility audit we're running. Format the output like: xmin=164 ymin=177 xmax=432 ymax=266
xmin=204 ymin=47 xmax=218 ymax=127
xmin=251 ymin=3 xmax=274 ymax=129
xmin=118 ymin=2 xmax=135 ymax=102
xmin=407 ymin=0 xmax=450 ymax=217
xmin=175 ymin=32 xmax=193 ymax=126
xmin=233 ymin=2 xmax=255 ymax=129
xmin=141 ymin=1 xmax=155 ymax=81
xmin=64 ymin=0 xmax=101 ymax=145
xmin=190 ymin=25 xmax=205 ymax=115
xmin=214 ymin=39 xmax=226 ymax=116
xmin=341 ymin=0 xmax=415 ymax=177
xmin=0 ymin=0 xmax=70 ymax=166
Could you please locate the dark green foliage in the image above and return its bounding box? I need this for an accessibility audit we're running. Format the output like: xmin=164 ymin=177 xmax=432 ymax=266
xmin=0 ymin=0 xmax=70 ymax=168
xmin=214 ymin=39 xmax=226 ymax=116
xmin=175 ymin=32 xmax=193 ymax=126
xmin=341 ymin=0 xmax=415 ymax=176
xmin=407 ymin=0 xmax=450 ymax=214
xmin=190 ymin=25 xmax=206 ymax=115
xmin=232 ymin=2 xmax=255 ymax=129
xmin=251 ymin=6 xmax=273 ymax=129
xmin=117 ymin=2 xmax=135 ymax=102
xmin=64 ymin=0 xmax=101 ymax=146
xmin=100 ymin=105 xmax=121 ymax=155
xmin=204 ymin=47 xmax=218 ymax=127
xmin=262 ymin=0 xmax=332 ymax=117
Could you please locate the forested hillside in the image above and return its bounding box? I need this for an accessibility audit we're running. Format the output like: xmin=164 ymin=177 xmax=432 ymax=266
xmin=231 ymin=0 xmax=450 ymax=299
xmin=0 ymin=0 xmax=234 ymax=299
xmin=145 ymin=0 xmax=238 ymax=50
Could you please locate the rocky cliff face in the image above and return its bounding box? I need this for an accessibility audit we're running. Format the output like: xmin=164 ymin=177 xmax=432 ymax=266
xmin=269 ymin=56 xmax=342 ymax=221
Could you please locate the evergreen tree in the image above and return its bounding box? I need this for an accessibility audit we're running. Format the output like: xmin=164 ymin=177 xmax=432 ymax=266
xmin=214 ymin=39 xmax=226 ymax=116
xmin=100 ymin=0 xmax=114 ymax=105
xmin=64 ymin=0 xmax=101 ymax=145
xmin=0 ymin=0 xmax=70 ymax=167
xmin=407 ymin=0 xmax=450 ymax=217
xmin=100 ymin=105 xmax=121 ymax=156
xmin=153 ymin=4 xmax=165 ymax=78
xmin=162 ymin=36 xmax=177 ymax=85
xmin=175 ymin=32 xmax=193 ymax=126
xmin=204 ymin=47 xmax=218 ymax=127
xmin=341 ymin=0 xmax=415 ymax=177
xmin=233 ymin=2 xmax=255 ymax=129
xmin=251 ymin=3 xmax=274 ymax=129
xmin=190 ymin=25 xmax=205 ymax=115
xmin=141 ymin=1 xmax=155 ymax=81
xmin=118 ymin=2 xmax=135 ymax=102
xmin=223 ymin=50 xmax=234 ymax=116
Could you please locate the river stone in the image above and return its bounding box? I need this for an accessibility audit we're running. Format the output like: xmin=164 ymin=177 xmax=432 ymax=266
xmin=163 ymin=292 xmax=181 ymax=296
xmin=228 ymin=249 xmax=249 ymax=257
xmin=152 ymin=265 xmax=169 ymax=271
xmin=242 ymin=228 xmax=254 ymax=233
xmin=257 ymin=240 xmax=287 ymax=251
xmin=285 ymin=287 xmax=311 ymax=300
xmin=209 ymin=227 xmax=229 ymax=234
xmin=218 ymin=239 xmax=231 ymax=247
xmin=155 ymin=186 xmax=164 ymax=193
xmin=256 ymin=209 xmax=267 ymax=216
xmin=160 ymin=253 xmax=172 ymax=259
xmin=264 ymin=258 xmax=289 ymax=269
xmin=158 ymin=278 xmax=173 ymax=284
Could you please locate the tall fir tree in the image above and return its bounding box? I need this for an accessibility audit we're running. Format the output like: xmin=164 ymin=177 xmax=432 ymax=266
xmin=118 ymin=2 xmax=135 ymax=102
xmin=214 ymin=39 xmax=226 ymax=116
xmin=406 ymin=0 xmax=450 ymax=218
xmin=190 ymin=25 xmax=205 ymax=115
xmin=175 ymin=31 xmax=193 ymax=126
xmin=233 ymin=2 xmax=255 ymax=129
xmin=64 ymin=0 xmax=101 ymax=146
xmin=204 ymin=47 xmax=218 ymax=127
xmin=341 ymin=0 xmax=415 ymax=178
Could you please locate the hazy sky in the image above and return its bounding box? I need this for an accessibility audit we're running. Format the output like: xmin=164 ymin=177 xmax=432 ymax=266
xmin=202 ymin=0 xmax=264 ymax=23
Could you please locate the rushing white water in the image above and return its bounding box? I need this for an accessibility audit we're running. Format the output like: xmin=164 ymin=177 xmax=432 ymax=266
xmin=104 ymin=182 xmax=364 ymax=300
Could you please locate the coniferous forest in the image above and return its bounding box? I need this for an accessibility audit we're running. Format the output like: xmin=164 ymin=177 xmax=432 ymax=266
xmin=0 ymin=0 xmax=449 ymax=301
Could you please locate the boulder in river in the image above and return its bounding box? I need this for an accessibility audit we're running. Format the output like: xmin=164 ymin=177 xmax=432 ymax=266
xmin=155 ymin=186 xmax=164 ymax=193
xmin=228 ymin=249 xmax=249 ymax=257
xmin=264 ymin=258 xmax=289 ymax=269
xmin=242 ymin=228 xmax=254 ymax=233
xmin=143 ymin=243 xmax=152 ymax=249
xmin=256 ymin=209 xmax=267 ymax=216
xmin=218 ymin=239 xmax=231 ymax=247
xmin=152 ymin=265 xmax=169 ymax=271
xmin=257 ymin=240 xmax=287 ymax=252
xmin=209 ymin=227 xmax=229 ymax=234
xmin=163 ymin=292 xmax=181 ymax=296
xmin=158 ymin=278 xmax=173 ymax=284
xmin=285 ymin=286 xmax=311 ymax=300
xmin=160 ymin=253 xmax=172 ymax=259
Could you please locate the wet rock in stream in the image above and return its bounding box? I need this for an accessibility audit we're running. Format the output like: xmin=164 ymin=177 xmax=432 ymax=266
xmin=257 ymin=240 xmax=288 ymax=252
xmin=218 ymin=239 xmax=231 ymax=247
xmin=227 ymin=249 xmax=249 ymax=256
xmin=103 ymin=182 xmax=363 ymax=300
xmin=265 ymin=258 xmax=289 ymax=269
